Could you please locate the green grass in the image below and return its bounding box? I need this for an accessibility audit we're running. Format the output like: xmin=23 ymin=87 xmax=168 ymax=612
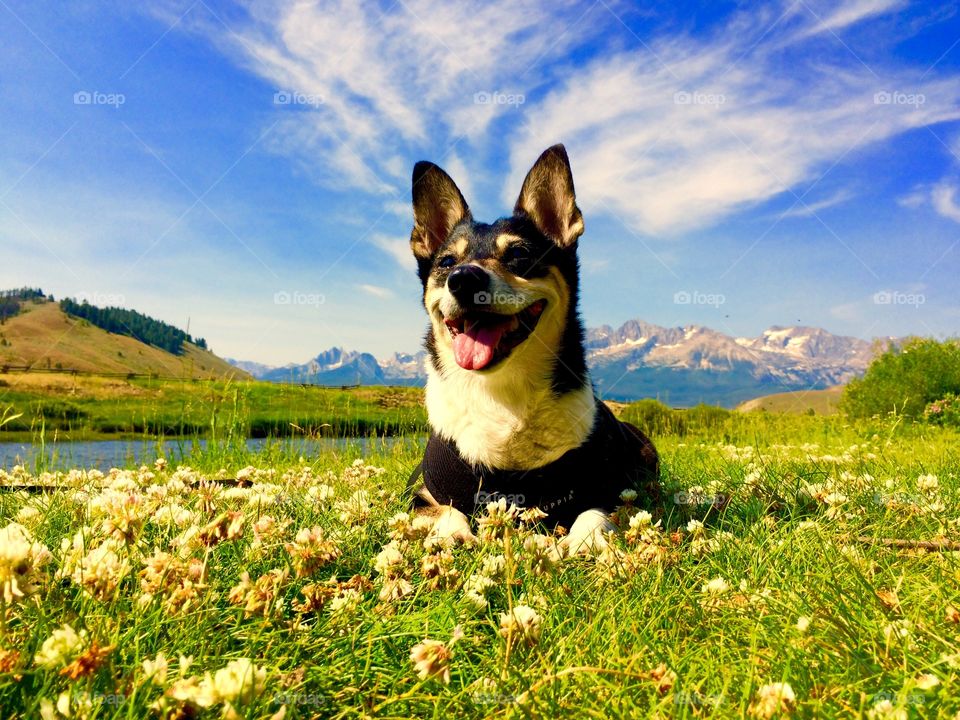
xmin=0 ymin=375 xmax=427 ymax=440
xmin=0 ymin=416 xmax=958 ymax=718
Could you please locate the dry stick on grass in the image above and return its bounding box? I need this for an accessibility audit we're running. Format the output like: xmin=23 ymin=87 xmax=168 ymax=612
xmin=0 ymin=478 xmax=250 ymax=494
xmin=854 ymin=536 xmax=960 ymax=552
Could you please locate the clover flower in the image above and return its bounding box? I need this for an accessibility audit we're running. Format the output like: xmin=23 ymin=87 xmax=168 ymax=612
xmin=410 ymin=639 xmax=453 ymax=683
xmin=213 ymin=658 xmax=267 ymax=709
xmin=498 ymin=604 xmax=543 ymax=646
xmin=477 ymin=499 xmax=520 ymax=542
xmin=702 ymin=577 xmax=731 ymax=595
xmin=522 ymin=534 xmax=561 ymax=576
xmin=227 ymin=569 xmax=288 ymax=618
xmin=866 ymin=700 xmax=907 ymax=720
xmin=58 ymin=533 xmax=130 ymax=601
xmin=421 ymin=548 xmax=459 ymax=590
xmin=0 ymin=522 xmax=51 ymax=604
xmin=748 ymin=682 xmax=796 ymax=718
xmin=328 ymin=588 xmax=362 ymax=622
xmin=285 ymin=526 xmax=341 ymax=577
xmin=336 ymin=490 xmax=373 ymax=526
xmin=35 ymin=624 xmax=88 ymax=669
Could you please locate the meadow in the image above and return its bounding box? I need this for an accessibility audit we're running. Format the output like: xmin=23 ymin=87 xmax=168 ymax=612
xmin=0 ymin=374 xmax=426 ymax=441
xmin=0 ymin=409 xmax=958 ymax=719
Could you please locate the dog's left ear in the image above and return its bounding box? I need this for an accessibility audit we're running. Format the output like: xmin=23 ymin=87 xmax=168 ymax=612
xmin=514 ymin=144 xmax=584 ymax=248
xmin=410 ymin=161 xmax=471 ymax=260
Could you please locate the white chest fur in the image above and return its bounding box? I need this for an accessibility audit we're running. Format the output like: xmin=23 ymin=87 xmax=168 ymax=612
xmin=424 ymin=362 xmax=597 ymax=470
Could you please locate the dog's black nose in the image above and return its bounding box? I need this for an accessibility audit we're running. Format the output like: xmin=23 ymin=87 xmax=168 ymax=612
xmin=447 ymin=264 xmax=490 ymax=305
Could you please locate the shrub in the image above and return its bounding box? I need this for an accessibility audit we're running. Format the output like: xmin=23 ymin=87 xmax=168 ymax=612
xmin=842 ymin=337 xmax=960 ymax=419
xmin=620 ymin=399 xmax=686 ymax=436
xmin=925 ymin=393 xmax=960 ymax=428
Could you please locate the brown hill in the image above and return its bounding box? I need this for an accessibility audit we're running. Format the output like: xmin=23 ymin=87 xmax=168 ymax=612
xmin=736 ymin=386 xmax=843 ymax=415
xmin=0 ymin=298 xmax=248 ymax=380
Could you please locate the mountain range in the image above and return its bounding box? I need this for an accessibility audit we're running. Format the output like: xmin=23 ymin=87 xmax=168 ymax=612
xmin=228 ymin=320 xmax=883 ymax=407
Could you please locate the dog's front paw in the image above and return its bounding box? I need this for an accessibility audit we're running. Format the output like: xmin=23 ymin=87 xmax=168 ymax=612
xmin=427 ymin=507 xmax=479 ymax=547
xmin=560 ymin=509 xmax=616 ymax=556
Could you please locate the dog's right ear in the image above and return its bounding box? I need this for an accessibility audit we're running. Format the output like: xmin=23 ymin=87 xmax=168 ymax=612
xmin=410 ymin=161 xmax=471 ymax=260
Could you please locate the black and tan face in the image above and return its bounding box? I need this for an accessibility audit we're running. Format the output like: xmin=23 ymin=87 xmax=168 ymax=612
xmin=409 ymin=145 xmax=584 ymax=373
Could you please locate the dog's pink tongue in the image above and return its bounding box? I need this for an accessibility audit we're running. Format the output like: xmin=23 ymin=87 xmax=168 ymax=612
xmin=453 ymin=323 xmax=505 ymax=370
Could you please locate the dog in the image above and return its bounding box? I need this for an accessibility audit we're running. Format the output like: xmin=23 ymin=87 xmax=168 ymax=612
xmin=406 ymin=144 xmax=660 ymax=553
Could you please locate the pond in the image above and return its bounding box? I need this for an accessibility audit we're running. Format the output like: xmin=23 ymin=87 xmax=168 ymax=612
xmin=0 ymin=436 xmax=426 ymax=472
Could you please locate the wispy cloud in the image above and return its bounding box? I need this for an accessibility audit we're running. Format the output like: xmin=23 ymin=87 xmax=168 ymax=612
xmin=789 ymin=0 xmax=906 ymax=40
xmin=370 ymin=233 xmax=414 ymax=270
xmin=184 ymin=0 xmax=596 ymax=195
xmin=777 ymin=188 xmax=856 ymax=218
xmin=357 ymin=283 xmax=393 ymax=299
xmin=177 ymin=0 xmax=960 ymax=239
xmin=931 ymin=181 xmax=960 ymax=223
xmin=506 ymin=3 xmax=960 ymax=234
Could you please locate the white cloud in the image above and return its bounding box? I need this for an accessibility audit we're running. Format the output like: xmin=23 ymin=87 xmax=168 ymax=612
xmin=931 ymin=182 xmax=960 ymax=223
xmin=506 ymin=5 xmax=960 ymax=235
xmin=777 ymin=188 xmax=856 ymax=218
xmin=370 ymin=233 xmax=414 ymax=269
xmin=187 ymin=0 xmax=597 ymax=196
xmin=180 ymin=0 xmax=960 ymax=236
xmin=789 ymin=0 xmax=906 ymax=40
xmin=357 ymin=283 xmax=393 ymax=299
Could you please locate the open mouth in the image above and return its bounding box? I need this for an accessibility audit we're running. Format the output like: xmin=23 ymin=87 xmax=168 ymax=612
xmin=443 ymin=299 xmax=547 ymax=371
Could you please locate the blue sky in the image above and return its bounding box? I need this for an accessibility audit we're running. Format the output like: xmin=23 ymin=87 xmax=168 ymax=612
xmin=1 ymin=0 xmax=958 ymax=365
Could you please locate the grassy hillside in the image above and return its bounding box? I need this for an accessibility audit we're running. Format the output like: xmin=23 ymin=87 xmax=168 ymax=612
xmin=736 ymin=386 xmax=843 ymax=415
xmin=0 ymin=298 xmax=247 ymax=379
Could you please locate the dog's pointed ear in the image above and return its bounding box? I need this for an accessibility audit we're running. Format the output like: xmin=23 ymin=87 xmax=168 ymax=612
xmin=410 ymin=161 xmax=471 ymax=260
xmin=514 ymin=144 xmax=584 ymax=248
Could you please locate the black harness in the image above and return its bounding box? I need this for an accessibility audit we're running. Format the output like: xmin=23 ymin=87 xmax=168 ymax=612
xmin=410 ymin=401 xmax=659 ymax=529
